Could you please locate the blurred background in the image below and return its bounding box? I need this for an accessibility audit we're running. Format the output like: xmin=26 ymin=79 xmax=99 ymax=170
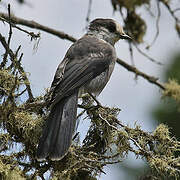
xmin=1 ymin=0 xmax=180 ymax=179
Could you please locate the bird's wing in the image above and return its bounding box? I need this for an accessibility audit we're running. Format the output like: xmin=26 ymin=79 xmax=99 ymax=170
xmin=49 ymin=36 xmax=115 ymax=107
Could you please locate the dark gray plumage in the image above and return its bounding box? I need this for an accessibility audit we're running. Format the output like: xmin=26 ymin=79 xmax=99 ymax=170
xmin=36 ymin=18 xmax=131 ymax=161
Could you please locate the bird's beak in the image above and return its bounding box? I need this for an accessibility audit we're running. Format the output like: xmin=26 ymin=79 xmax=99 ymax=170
xmin=120 ymin=33 xmax=132 ymax=40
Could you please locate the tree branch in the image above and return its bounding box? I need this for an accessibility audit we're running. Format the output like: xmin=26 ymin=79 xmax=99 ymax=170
xmin=0 ymin=12 xmax=76 ymax=42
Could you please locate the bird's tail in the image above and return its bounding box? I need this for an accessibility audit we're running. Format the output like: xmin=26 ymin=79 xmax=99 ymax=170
xmin=36 ymin=92 xmax=78 ymax=161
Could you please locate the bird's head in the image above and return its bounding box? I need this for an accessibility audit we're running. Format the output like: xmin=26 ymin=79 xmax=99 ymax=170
xmin=88 ymin=18 xmax=131 ymax=45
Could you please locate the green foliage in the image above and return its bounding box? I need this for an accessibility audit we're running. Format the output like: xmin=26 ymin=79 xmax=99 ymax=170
xmin=148 ymin=124 xmax=180 ymax=178
xmin=0 ymin=158 xmax=25 ymax=180
xmin=125 ymin=11 xmax=146 ymax=43
xmin=8 ymin=110 xmax=43 ymax=144
xmin=163 ymin=79 xmax=180 ymax=107
xmin=0 ymin=70 xmax=17 ymax=95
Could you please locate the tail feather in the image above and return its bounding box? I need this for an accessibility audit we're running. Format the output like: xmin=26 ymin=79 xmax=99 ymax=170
xmin=49 ymin=92 xmax=78 ymax=160
xmin=36 ymin=92 xmax=78 ymax=161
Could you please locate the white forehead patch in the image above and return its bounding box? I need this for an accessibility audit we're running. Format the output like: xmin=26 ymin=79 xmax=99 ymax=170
xmin=115 ymin=21 xmax=124 ymax=35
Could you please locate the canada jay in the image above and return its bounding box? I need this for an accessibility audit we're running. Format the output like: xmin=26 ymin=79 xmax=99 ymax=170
xmin=36 ymin=18 xmax=131 ymax=161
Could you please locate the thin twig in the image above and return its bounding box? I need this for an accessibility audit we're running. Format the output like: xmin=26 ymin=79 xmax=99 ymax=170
xmin=160 ymin=0 xmax=180 ymax=24
xmin=119 ymin=8 xmax=125 ymax=22
xmin=77 ymin=109 xmax=86 ymax=119
xmin=85 ymin=0 xmax=93 ymax=30
xmin=173 ymin=8 xmax=180 ymax=13
xmin=0 ymin=33 xmax=15 ymax=59
xmin=15 ymin=88 xmax=27 ymax=97
xmin=13 ymin=24 xmax=40 ymax=39
xmin=133 ymin=42 xmax=163 ymax=65
xmin=88 ymin=93 xmax=102 ymax=107
xmin=0 ymin=5 xmax=13 ymax=69
xmin=129 ymin=42 xmax=135 ymax=66
xmin=7 ymin=4 xmax=12 ymax=46
xmin=86 ymin=0 xmax=92 ymax=23
xmin=145 ymin=4 xmax=155 ymax=17
xmin=148 ymin=1 xmax=161 ymax=48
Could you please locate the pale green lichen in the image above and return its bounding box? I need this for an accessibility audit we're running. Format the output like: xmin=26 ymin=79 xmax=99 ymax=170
xmin=8 ymin=110 xmax=43 ymax=145
xmin=0 ymin=158 xmax=25 ymax=180
xmin=163 ymin=79 xmax=180 ymax=104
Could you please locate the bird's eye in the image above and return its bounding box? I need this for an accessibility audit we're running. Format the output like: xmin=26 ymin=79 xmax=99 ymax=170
xmin=107 ymin=22 xmax=117 ymax=33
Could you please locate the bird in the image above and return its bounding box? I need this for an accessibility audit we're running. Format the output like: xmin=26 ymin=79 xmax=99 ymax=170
xmin=36 ymin=18 xmax=131 ymax=161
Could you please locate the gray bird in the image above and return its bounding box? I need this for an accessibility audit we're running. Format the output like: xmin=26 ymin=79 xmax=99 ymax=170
xmin=36 ymin=18 xmax=131 ymax=161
